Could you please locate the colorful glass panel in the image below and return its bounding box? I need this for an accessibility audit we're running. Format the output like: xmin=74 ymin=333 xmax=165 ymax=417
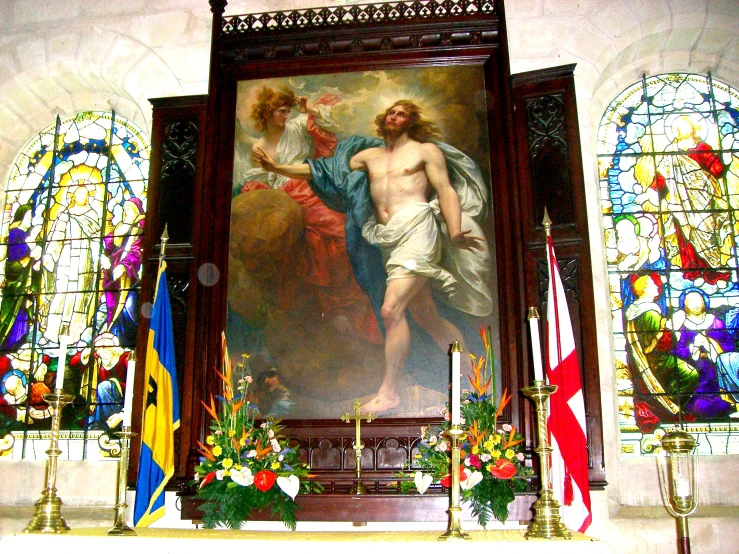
xmin=598 ymin=73 xmax=739 ymax=456
xmin=0 ymin=111 xmax=149 ymax=460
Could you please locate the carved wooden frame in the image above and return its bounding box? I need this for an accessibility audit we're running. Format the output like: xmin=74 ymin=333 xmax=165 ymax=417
xmin=177 ymin=0 xmax=546 ymax=521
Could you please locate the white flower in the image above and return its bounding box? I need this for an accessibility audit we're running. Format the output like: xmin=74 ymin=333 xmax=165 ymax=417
xmin=193 ymin=473 xmax=200 ymax=482
xmin=502 ymin=423 xmax=512 ymax=432
xmin=435 ymin=440 xmax=449 ymax=452
xmin=230 ymin=467 xmax=254 ymax=487
xmin=461 ymin=470 xmax=483 ymax=490
xmin=516 ymin=452 xmax=525 ymax=462
xmin=271 ymin=438 xmax=281 ymax=452
xmin=268 ymin=429 xmax=275 ymax=438
xmin=428 ymin=435 xmax=438 ymax=445
xmin=216 ymin=470 xmax=225 ymax=481
xmin=480 ymin=453 xmax=492 ymax=463
xmin=246 ymin=449 xmax=257 ymax=458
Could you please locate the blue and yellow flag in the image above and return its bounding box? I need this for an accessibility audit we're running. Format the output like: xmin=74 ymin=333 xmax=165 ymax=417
xmin=133 ymin=259 xmax=180 ymax=527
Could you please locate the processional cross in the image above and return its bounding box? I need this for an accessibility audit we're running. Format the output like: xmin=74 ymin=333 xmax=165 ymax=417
xmin=341 ymin=399 xmax=375 ymax=495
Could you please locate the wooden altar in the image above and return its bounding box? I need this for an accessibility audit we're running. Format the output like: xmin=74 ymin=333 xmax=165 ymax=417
xmin=4 ymin=528 xmax=616 ymax=554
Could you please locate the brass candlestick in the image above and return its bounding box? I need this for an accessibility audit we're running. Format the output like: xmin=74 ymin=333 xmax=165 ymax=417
xmin=522 ymin=381 xmax=572 ymax=539
xmin=107 ymin=426 xmax=138 ymax=535
xmin=341 ymin=399 xmax=375 ymax=495
xmin=24 ymin=390 xmax=75 ymax=533
xmin=439 ymin=425 xmax=471 ymax=540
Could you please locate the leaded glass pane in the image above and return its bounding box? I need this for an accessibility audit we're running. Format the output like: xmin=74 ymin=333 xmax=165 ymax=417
xmin=599 ymin=73 xmax=739 ymax=456
xmin=0 ymin=111 xmax=149 ymax=460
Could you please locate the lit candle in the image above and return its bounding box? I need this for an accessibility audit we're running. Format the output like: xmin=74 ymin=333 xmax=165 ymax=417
xmin=451 ymin=341 xmax=461 ymax=425
xmin=122 ymin=357 xmax=135 ymax=427
xmin=56 ymin=336 xmax=68 ymax=390
xmin=527 ymin=308 xmax=545 ymax=382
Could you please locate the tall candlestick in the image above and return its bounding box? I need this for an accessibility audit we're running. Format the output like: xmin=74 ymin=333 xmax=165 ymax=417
xmin=122 ymin=358 xmax=135 ymax=427
xmin=451 ymin=341 xmax=461 ymax=425
xmin=56 ymin=336 xmax=68 ymax=390
xmin=527 ymin=308 xmax=545 ymax=382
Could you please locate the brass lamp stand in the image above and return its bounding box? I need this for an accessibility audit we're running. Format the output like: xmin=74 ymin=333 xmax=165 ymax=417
xmin=522 ymin=381 xmax=571 ymax=539
xmin=438 ymin=425 xmax=471 ymax=540
xmin=24 ymin=390 xmax=75 ymax=533
xmin=657 ymin=430 xmax=698 ymax=554
xmin=107 ymin=426 xmax=138 ymax=535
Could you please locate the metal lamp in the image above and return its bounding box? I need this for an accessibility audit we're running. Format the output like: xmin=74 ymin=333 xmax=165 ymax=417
xmin=657 ymin=430 xmax=698 ymax=554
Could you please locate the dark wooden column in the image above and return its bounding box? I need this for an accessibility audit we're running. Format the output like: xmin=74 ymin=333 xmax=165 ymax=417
xmin=512 ymin=64 xmax=607 ymax=488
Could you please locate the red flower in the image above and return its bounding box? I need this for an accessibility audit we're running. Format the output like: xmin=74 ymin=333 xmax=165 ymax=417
xmin=489 ymin=458 xmax=517 ymax=480
xmin=467 ymin=454 xmax=482 ymax=470
xmin=439 ymin=471 xmax=467 ymax=488
xmin=254 ymin=469 xmax=277 ymax=491
xmin=199 ymin=471 xmax=216 ymax=489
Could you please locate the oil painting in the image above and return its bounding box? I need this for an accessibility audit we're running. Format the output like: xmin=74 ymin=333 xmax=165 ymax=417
xmin=225 ymin=65 xmax=499 ymax=419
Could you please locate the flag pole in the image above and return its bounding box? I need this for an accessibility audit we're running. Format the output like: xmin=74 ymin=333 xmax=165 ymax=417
xmin=133 ymin=223 xmax=180 ymax=527
xmin=522 ymin=208 xmax=572 ymax=540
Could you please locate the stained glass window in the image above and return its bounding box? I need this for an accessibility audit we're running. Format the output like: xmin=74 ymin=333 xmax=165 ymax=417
xmin=598 ymin=73 xmax=739 ymax=457
xmin=0 ymin=111 xmax=149 ymax=460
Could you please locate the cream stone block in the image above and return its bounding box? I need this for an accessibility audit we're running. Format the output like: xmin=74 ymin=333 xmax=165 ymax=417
xmin=13 ymin=0 xmax=82 ymax=26
xmin=501 ymin=0 xmax=543 ymax=18
xmin=48 ymin=33 xmax=82 ymax=65
xmin=705 ymin=1 xmax=739 ymax=31
xmin=123 ymin=53 xmax=184 ymax=106
xmin=507 ymin=17 xmax=575 ymax=59
xmin=81 ymin=0 xmax=148 ymax=17
xmin=101 ymin=37 xmax=167 ymax=94
xmin=589 ymin=3 xmax=642 ymax=48
xmin=15 ymin=38 xmax=47 ymax=72
xmin=543 ymin=0 xmax=598 ymax=15
xmin=633 ymin=31 xmax=670 ymax=63
xmin=561 ymin=21 xmax=614 ymax=72
xmin=692 ymin=29 xmax=733 ymax=56
xmin=663 ymin=27 xmax=702 ymax=52
xmin=76 ymin=28 xmax=117 ymax=70
xmin=0 ymin=2 xmax=12 ymax=31
xmin=127 ymin=12 xmax=192 ymax=48
xmin=0 ymin=53 xmax=20 ymax=87
xmin=157 ymin=46 xmax=210 ymax=87
xmin=627 ymin=0 xmax=672 ymax=37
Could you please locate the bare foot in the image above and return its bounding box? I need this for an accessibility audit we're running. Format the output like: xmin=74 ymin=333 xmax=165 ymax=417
xmin=362 ymin=393 xmax=401 ymax=416
xmin=330 ymin=314 xmax=353 ymax=335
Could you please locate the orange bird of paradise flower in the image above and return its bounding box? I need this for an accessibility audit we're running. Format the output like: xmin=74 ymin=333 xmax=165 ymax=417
xmin=468 ymin=354 xmax=492 ymax=397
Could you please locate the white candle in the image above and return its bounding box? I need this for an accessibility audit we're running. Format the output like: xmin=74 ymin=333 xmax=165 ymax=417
xmin=56 ymin=336 xmax=68 ymax=390
xmin=527 ymin=309 xmax=545 ymax=382
xmin=451 ymin=341 xmax=461 ymax=425
xmin=122 ymin=358 xmax=135 ymax=427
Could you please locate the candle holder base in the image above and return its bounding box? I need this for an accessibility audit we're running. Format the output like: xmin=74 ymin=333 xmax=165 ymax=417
xmin=438 ymin=507 xmax=471 ymax=540
xmin=524 ymin=491 xmax=572 ymax=540
xmin=350 ymin=480 xmax=370 ymax=495
xmin=24 ymin=493 xmax=71 ymax=534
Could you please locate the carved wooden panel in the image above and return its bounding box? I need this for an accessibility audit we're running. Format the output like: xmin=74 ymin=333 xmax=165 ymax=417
xmin=513 ymin=65 xmax=606 ymax=488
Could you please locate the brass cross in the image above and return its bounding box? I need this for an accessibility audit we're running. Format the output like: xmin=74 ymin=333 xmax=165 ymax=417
xmin=341 ymin=399 xmax=375 ymax=492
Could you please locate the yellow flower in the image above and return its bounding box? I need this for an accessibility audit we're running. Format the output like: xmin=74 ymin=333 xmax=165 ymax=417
xmin=492 ymin=434 xmax=502 ymax=444
xmin=471 ymin=445 xmax=480 ymax=455
xmin=206 ymin=435 xmax=215 ymax=445
xmin=505 ymin=449 xmax=515 ymax=460
xmin=228 ymin=429 xmax=236 ymax=438
xmin=212 ymin=445 xmax=222 ymax=457
xmin=234 ymin=464 xmax=242 ymax=470
xmin=491 ymin=449 xmax=501 ymax=458
xmin=222 ymin=458 xmax=233 ymax=469
xmin=271 ymin=461 xmax=281 ymax=470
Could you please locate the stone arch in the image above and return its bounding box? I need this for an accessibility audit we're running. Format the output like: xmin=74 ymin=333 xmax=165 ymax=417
xmin=0 ymin=30 xmax=183 ymax=187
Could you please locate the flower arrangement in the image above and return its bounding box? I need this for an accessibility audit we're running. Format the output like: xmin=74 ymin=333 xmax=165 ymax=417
xmin=400 ymin=327 xmax=532 ymax=527
xmin=193 ymin=354 xmax=313 ymax=530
